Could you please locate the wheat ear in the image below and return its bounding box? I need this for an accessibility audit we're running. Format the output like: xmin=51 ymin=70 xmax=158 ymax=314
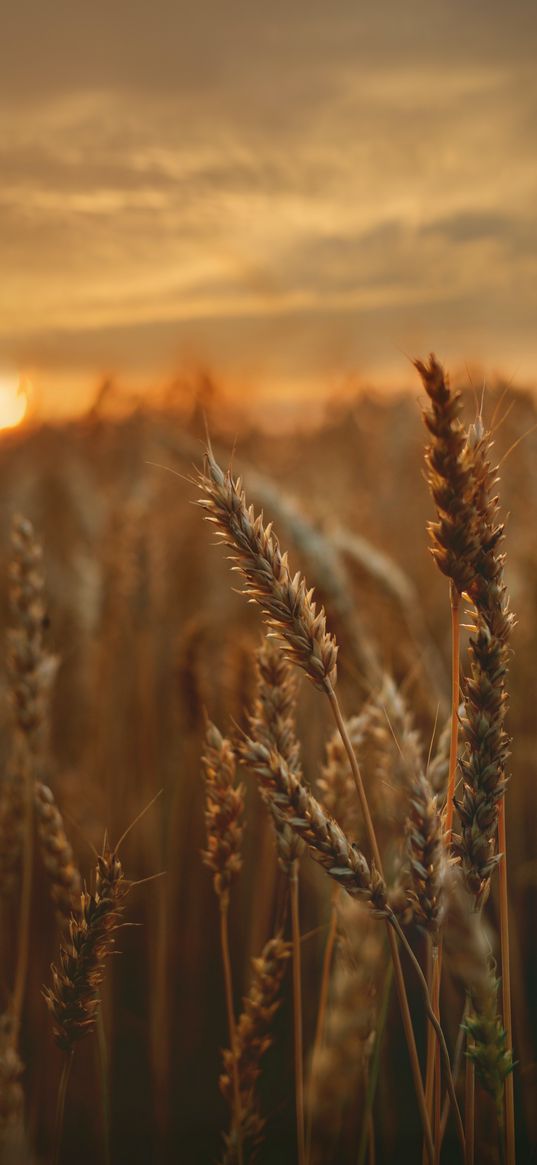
xmin=35 ymin=782 xmax=82 ymax=923
xmin=241 ymin=738 xmax=387 ymax=913
xmin=0 ymin=1013 xmax=24 ymax=1152
xmin=0 ymin=765 xmax=25 ymax=898
xmin=219 ymin=936 xmax=291 ymax=1164
xmin=44 ymin=844 xmax=130 ymax=1051
xmin=248 ymin=640 xmax=305 ymax=875
xmin=196 ymin=445 xmax=338 ymax=692
xmin=7 ymin=515 xmax=57 ymax=1045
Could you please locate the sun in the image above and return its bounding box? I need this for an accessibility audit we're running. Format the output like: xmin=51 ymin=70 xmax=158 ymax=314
xmin=0 ymin=373 xmax=29 ymax=431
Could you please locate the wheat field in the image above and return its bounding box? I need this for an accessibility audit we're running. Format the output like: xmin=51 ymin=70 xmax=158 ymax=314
xmin=0 ymin=363 xmax=536 ymax=1164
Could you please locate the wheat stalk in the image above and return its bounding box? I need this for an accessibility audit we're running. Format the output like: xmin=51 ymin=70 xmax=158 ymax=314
xmin=245 ymin=641 xmax=306 ymax=1161
xmin=427 ymin=713 xmax=453 ymax=800
xmin=7 ymin=515 xmax=58 ymax=1051
xmin=240 ymin=731 xmax=463 ymax=1151
xmin=443 ymin=869 xmax=514 ymax=1160
xmin=198 ymin=443 xmax=438 ymax=1161
xmin=452 ymin=419 xmax=516 ymax=1163
xmin=317 ymin=702 xmax=379 ymax=840
xmin=418 ymin=354 xmax=482 ymax=1157
xmin=219 ymin=936 xmax=291 ymax=1164
xmin=307 ymin=897 xmax=383 ymax=1163
xmin=453 ymin=421 xmax=514 ymax=900
xmin=201 ymin=722 xmax=245 ymax=1165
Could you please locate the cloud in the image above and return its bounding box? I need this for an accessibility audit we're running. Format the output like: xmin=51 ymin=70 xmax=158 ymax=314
xmin=1 ymin=1 xmax=536 ymax=406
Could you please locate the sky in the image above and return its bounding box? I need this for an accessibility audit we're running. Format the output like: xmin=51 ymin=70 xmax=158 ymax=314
xmin=1 ymin=1 xmax=537 ymax=419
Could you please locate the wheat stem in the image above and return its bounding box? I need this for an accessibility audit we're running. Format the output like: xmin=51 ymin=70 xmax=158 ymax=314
xmin=306 ymin=886 xmax=338 ymax=1163
xmin=498 ymin=1103 xmax=507 ymax=1165
xmin=219 ymin=897 xmax=243 ymax=1165
xmin=53 ymin=1049 xmax=74 ymax=1165
xmin=465 ymin=1055 xmax=475 ymax=1165
xmin=423 ymin=586 xmax=460 ymax=1160
xmin=326 ymin=684 xmax=435 ymax=1165
xmin=440 ymin=994 xmax=469 ymax=1144
xmin=312 ymin=890 xmax=338 ymax=1053
xmin=387 ymin=911 xmax=466 ymax=1157
xmin=446 ymin=586 xmax=461 ymax=840
xmin=433 ymin=996 xmax=441 ymax=1165
xmin=364 ymin=1060 xmax=376 ymax=1165
xmin=326 ymin=688 xmax=381 ymax=870
xmin=498 ymin=800 xmax=515 ymax=1165
xmin=290 ymin=863 xmax=306 ymax=1165
xmin=357 ymin=961 xmax=393 ymax=1165
xmin=423 ymin=942 xmax=435 ymax=1165
xmin=427 ymin=948 xmax=442 ymax=1165
xmin=96 ymin=1008 xmax=111 ymax=1165
xmin=11 ymin=751 xmax=34 ymax=1039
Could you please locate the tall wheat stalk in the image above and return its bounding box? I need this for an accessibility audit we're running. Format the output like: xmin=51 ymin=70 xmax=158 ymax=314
xmin=417 ymin=355 xmax=484 ymax=1156
xmin=306 ymin=881 xmax=338 ymax=1161
xmin=219 ymin=936 xmax=291 ymax=1163
xmin=497 ymin=801 xmax=514 ymax=1163
xmin=290 ymin=863 xmax=306 ymax=1165
xmin=326 ymin=693 xmax=442 ymax=1161
xmin=454 ymin=419 xmax=515 ymax=1163
xmin=196 ymin=443 xmax=439 ymax=1161
xmin=201 ymin=722 xmax=245 ymax=1165
xmin=7 ymin=517 xmax=53 ymax=1039
xmin=245 ymin=641 xmax=306 ymax=1161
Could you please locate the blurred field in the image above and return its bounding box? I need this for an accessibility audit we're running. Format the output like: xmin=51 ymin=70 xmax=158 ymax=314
xmin=1 ymin=377 xmax=536 ymax=1164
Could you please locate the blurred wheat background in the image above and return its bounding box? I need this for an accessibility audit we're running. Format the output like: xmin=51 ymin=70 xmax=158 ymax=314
xmin=0 ymin=373 xmax=536 ymax=1163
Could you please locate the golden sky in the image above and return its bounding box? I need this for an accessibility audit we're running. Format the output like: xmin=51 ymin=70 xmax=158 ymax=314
xmin=2 ymin=1 xmax=537 ymax=418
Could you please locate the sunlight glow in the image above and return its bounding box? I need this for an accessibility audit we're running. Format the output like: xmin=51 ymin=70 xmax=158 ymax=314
xmin=0 ymin=374 xmax=29 ymax=431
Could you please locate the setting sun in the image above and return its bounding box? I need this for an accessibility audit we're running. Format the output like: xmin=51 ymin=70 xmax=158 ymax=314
xmin=0 ymin=374 xmax=28 ymax=430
